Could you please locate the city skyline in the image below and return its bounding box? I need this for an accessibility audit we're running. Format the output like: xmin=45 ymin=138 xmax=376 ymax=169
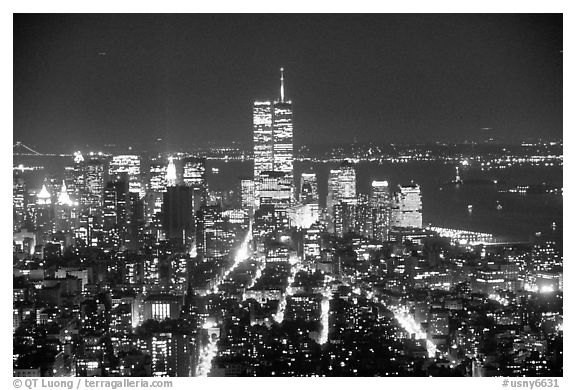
xmin=12 ymin=13 xmax=563 ymax=380
xmin=14 ymin=14 xmax=562 ymax=152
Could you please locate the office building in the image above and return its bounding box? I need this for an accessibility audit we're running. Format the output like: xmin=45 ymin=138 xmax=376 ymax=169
xmin=390 ymin=183 xmax=423 ymax=229
xmin=162 ymin=185 xmax=194 ymax=245
xmin=253 ymin=68 xmax=294 ymax=202
xmin=300 ymin=172 xmax=319 ymax=204
xmin=240 ymin=178 xmax=255 ymax=214
xmin=371 ymin=180 xmax=391 ymax=241
xmin=109 ymin=155 xmax=143 ymax=198
xmin=272 ymin=68 xmax=294 ymax=189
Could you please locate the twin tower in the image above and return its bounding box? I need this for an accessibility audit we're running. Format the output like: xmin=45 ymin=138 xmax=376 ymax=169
xmin=252 ymin=68 xmax=294 ymax=205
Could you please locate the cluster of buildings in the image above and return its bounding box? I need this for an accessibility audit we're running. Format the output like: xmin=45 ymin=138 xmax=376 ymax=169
xmin=12 ymin=69 xmax=562 ymax=377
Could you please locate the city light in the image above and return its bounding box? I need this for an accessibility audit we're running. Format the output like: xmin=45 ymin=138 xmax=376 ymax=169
xmin=12 ymin=17 xmax=563 ymax=378
xmin=392 ymin=306 xmax=438 ymax=358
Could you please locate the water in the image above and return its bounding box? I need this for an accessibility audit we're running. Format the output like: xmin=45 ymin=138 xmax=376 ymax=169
xmin=15 ymin=155 xmax=562 ymax=243
xmin=208 ymin=160 xmax=563 ymax=243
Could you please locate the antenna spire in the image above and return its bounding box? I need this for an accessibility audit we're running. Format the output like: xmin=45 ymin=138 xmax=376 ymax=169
xmin=280 ymin=67 xmax=285 ymax=102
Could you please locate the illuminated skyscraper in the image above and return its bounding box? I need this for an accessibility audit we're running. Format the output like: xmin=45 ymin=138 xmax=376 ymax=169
xmin=182 ymin=157 xmax=207 ymax=211
xmin=253 ymin=68 xmax=294 ymax=202
xmin=303 ymin=224 xmax=322 ymax=262
xmin=391 ymin=183 xmax=423 ymax=228
xmin=109 ymin=155 xmax=143 ymax=198
xmin=272 ymin=68 xmax=294 ymax=189
xmin=83 ymin=159 xmax=104 ymax=211
xmin=13 ymin=171 xmax=27 ymax=231
xmin=371 ymin=180 xmax=391 ymax=241
xmin=338 ymin=161 xmax=356 ymax=204
xmin=240 ymin=178 xmax=255 ymax=214
xmin=253 ymin=101 xmax=273 ymax=183
xmin=327 ymin=169 xmax=340 ymax=211
xmin=327 ymin=161 xmax=356 ymax=233
xmin=196 ymin=204 xmax=229 ymax=260
xmin=35 ymin=183 xmax=54 ymax=244
xmin=150 ymin=159 xmax=168 ymax=193
xmin=55 ymin=181 xmax=75 ymax=233
xmin=148 ymin=158 xmax=169 ymax=221
xmin=182 ymin=157 xmax=206 ymax=189
xmin=258 ymin=171 xmax=292 ymax=211
xmin=166 ymin=157 xmax=177 ymax=187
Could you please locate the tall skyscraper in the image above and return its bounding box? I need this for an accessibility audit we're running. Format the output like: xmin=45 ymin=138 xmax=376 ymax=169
xmin=338 ymin=161 xmax=357 ymax=204
xmin=149 ymin=159 xmax=168 ymax=193
xmin=196 ymin=205 xmax=229 ymax=260
xmin=327 ymin=161 xmax=357 ymax=233
xmin=253 ymin=101 xmax=273 ymax=182
xmin=55 ymin=181 xmax=75 ymax=233
xmin=162 ymin=185 xmax=194 ymax=246
xmin=371 ymin=180 xmax=391 ymax=241
xmin=109 ymin=155 xmax=143 ymax=198
xmin=258 ymin=171 xmax=292 ymax=211
xmin=148 ymin=158 xmax=169 ymax=221
xmin=166 ymin=157 xmax=177 ymax=187
xmin=253 ymin=68 xmax=294 ymax=203
xmin=83 ymin=159 xmax=105 ymax=212
xmin=182 ymin=157 xmax=207 ymax=211
xmin=272 ymin=68 xmax=294 ymax=188
xmin=240 ymin=178 xmax=255 ymax=214
xmin=13 ymin=171 xmax=27 ymax=231
xmin=35 ymin=183 xmax=54 ymax=244
xmin=103 ymin=175 xmax=130 ymax=250
xmin=390 ymin=183 xmax=423 ymax=229
xmin=182 ymin=157 xmax=206 ymax=189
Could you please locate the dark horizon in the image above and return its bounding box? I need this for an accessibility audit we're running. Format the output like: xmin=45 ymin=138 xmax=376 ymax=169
xmin=14 ymin=14 xmax=562 ymax=152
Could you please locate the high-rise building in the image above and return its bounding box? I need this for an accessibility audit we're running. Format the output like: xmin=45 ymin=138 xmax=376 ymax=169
xmin=253 ymin=68 xmax=294 ymax=202
xmin=35 ymin=183 xmax=54 ymax=244
xmin=338 ymin=161 xmax=357 ymax=204
xmin=162 ymin=186 xmax=194 ymax=246
xmin=195 ymin=205 xmax=229 ymax=260
xmin=55 ymin=181 xmax=75 ymax=233
xmin=149 ymin=159 xmax=168 ymax=193
xmin=84 ymin=160 xmax=104 ymax=210
xmin=75 ymin=211 xmax=102 ymax=248
xmin=240 ymin=178 xmax=255 ymax=214
xmin=148 ymin=158 xmax=169 ymax=221
xmin=288 ymin=203 xmax=319 ymax=229
xmin=253 ymin=101 xmax=274 ymax=183
xmin=272 ymin=68 xmax=294 ymax=189
xmin=72 ymin=157 xmax=104 ymax=213
xmin=182 ymin=157 xmax=206 ymax=189
xmin=327 ymin=161 xmax=356 ymax=233
xmin=303 ymin=224 xmax=322 ymax=262
xmin=182 ymin=157 xmax=207 ymax=211
xmin=333 ymin=202 xmax=355 ymax=238
xmin=109 ymin=155 xmax=143 ymax=198
xmin=391 ymin=183 xmax=423 ymax=228
xmin=300 ymin=173 xmax=318 ymax=204
xmin=353 ymin=194 xmax=372 ymax=237
xmin=166 ymin=157 xmax=177 ymax=187
xmin=13 ymin=171 xmax=27 ymax=231
xmin=258 ymin=171 xmax=292 ymax=211
xmin=103 ymin=175 xmax=130 ymax=250
xmin=371 ymin=180 xmax=391 ymax=241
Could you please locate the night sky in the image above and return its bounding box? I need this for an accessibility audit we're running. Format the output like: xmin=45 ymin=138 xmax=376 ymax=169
xmin=14 ymin=14 xmax=562 ymax=152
